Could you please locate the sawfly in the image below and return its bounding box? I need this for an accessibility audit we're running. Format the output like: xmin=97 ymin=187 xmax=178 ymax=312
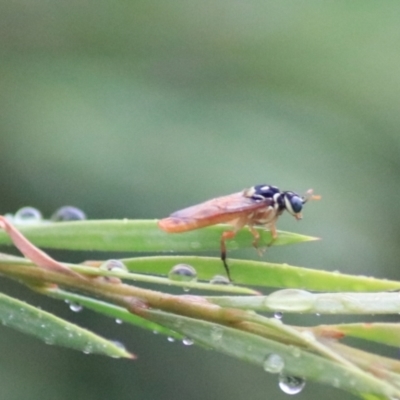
xmin=158 ymin=184 xmax=320 ymax=281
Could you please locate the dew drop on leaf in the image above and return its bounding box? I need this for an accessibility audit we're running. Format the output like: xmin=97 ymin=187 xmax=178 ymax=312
xmin=266 ymin=289 xmax=314 ymax=312
xmin=67 ymin=301 xmax=83 ymax=313
xmin=168 ymin=264 xmax=197 ymax=290
xmin=100 ymin=259 xmax=128 ymax=272
xmin=83 ymin=343 xmax=93 ymax=354
xmin=332 ymin=377 xmax=340 ymax=388
xmin=274 ymin=311 xmax=283 ymax=320
xmin=210 ymin=325 xmax=223 ymax=342
xmin=44 ymin=333 xmax=56 ymax=345
xmin=14 ymin=207 xmax=42 ymax=223
xmin=51 ymin=206 xmax=87 ymax=221
xmin=289 ymin=346 xmax=301 ymax=358
xmin=182 ymin=337 xmax=194 ymax=346
xmin=111 ymin=340 xmax=126 ymax=350
xmin=301 ymin=330 xmax=315 ymax=342
xmin=263 ymin=354 xmax=285 ymax=374
xmin=210 ymin=275 xmax=230 ymax=285
xmin=278 ymin=374 xmax=306 ymax=395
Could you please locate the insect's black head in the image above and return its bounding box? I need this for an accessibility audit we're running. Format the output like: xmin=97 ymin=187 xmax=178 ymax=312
xmin=278 ymin=191 xmax=305 ymax=219
xmin=250 ymin=185 xmax=281 ymax=201
xmin=248 ymin=186 xmax=320 ymax=219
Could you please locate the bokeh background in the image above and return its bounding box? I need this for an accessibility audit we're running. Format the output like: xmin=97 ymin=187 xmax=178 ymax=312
xmin=0 ymin=1 xmax=400 ymax=399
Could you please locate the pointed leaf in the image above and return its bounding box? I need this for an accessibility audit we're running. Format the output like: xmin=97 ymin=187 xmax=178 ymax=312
xmin=0 ymin=257 xmax=259 ymax=295
xmin=0 ymin=292 xmax=134 ymax=358
xmin=207 ymin=291 xmax=400 ymax=313
xmin=120 ymin=256 xmax=400 ymax=292
xmin=0 ymin=220 xmax=316 ymax=252
xmin=324 ymin=323 xmax=400 ymax=347
xmin=139 ymin=309 xmax=399 ymax=399
xmin=46 ymin=288 xmax=181 ymax=338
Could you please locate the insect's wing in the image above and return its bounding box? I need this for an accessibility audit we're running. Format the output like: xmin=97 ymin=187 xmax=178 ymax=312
xmin=158 ymin=192 xmax=271 ymax=232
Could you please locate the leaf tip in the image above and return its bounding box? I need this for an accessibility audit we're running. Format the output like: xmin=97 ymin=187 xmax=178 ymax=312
xmin=126 ymin=352 xmax=137 ymax=360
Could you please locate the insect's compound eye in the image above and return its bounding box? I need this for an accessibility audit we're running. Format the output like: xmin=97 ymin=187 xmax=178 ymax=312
xmin=283 ymin=193 xmax=303 ymax=215
xmin=290 ymin=196 xmax=303 ymax=213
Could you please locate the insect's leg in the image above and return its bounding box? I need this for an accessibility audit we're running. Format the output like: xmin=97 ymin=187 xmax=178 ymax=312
xmin=220 ymin=230 xmax=236 ymax=282
xmin=257 ymin=221 xmax=279 ymax=257
xmin=248 ymin=226 xmax=263 ymax=256
xmin=268 ymin=222 xmax=278 ymax=247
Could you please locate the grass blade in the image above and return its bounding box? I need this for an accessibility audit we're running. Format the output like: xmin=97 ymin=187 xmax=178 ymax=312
xmin=0 ymin=220 xmax=316 ymax=252
xmin=0 ymin=292 xmax=134 ymax=358
xmin=120 ymin=256 xmax=400 ymax=292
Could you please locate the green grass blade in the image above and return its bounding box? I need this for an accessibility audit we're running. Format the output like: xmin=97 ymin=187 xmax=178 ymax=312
xmin=327 ymin=323 xmax=400 ymax=347
xmin=0 ymin=220 xmax=316 ymax=252
xmin=139 ymin=309 xmax=399 ymax=399
xmin=207 ymin=291 xmax=400 ymax=313
xmin=72 ymin=264 xmax=259 ymax=294
xmin=46 ymin=288 xmax=181 ymax=338
xmin=1 ymin=251 xmax=398 ymax=294
xmin=0 ymin=256 xmax=259 ymax=295
xmin=0 ymin=292 xmax=133 ymax=358
xmin=120 ymin=256 xmax=400 ymax=292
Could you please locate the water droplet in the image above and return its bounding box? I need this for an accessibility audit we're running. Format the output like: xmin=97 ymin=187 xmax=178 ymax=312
xmin=167 ymin=336 xmax=175 ymax=342
xmin=210 ymin=275 xmax=230 ymax=285
xmin=263 ymin=354 xmax=285 ymax=374
xmin=69 ymin=302 xmax=83 ymax=313
xmin=14 ymin=207 xmax=42 ymax=223
xmin=83 ymin=343 xmax=93 ymax=354
xmin=210 ymin=325 xmax=223 ymax=341
xmin=274 ymin=311 xmax=283 ymax=320
xmin=115 ymin=319 xmax=123 ymax=324
xmin=301 ymin=330 xmax=315 ymax=342
xmin=278 ymin=374 xmax=306 ymax=395
xmin=332 ymin=377 xmax=340 ymax=388
xmin=168 ymin=264 xmax=197 ymax=283
xmin=182 ymin=337 xmax=194 ymax=346
xmin=289 ymin=346 xmax=301 ymax=358
xmin=265 ymin=289 xmax=314 ymax=312
xmin=100 ymin=259 xmax=128 ymax=273
xmin=51 ymin=206 xmax=86 ymax=221
xmin=6 ymin=313 xmax=15 ymax=322
xmin=111 ymin=340 xmax=126 ymax=350
xmin=44 ymin=334 xmax=55 ymax=345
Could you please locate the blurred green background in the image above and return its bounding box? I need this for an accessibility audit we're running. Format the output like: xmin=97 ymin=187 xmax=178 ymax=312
xmin=1 ymin=1 xmax=400 ymax=399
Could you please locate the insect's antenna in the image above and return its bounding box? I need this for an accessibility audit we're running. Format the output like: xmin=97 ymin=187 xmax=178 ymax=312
xmin=302 ymin=189 xmax=321 ymax=204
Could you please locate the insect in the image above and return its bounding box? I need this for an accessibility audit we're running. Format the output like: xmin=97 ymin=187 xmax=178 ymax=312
xmin=158 ymin=185 xmax=320 ymax=281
